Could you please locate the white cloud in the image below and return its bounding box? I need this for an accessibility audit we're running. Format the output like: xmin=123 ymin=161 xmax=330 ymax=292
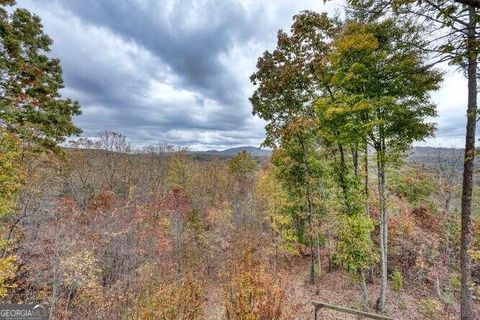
xmin=417 ymin=67 xmax=469 ymax=147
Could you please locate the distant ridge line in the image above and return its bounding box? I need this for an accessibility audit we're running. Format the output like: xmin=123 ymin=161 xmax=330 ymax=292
xmin=194 ymin=146 xmax=272 ymax=156
xmin=193 ymin=145 xmax=465 ymax=159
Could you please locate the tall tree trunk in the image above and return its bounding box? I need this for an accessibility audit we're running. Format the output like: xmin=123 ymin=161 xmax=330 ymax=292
xmin=360 ymin=145 xmax=371 ymax=310
xmin=338 ymin=144 xmax=352 ymax=213
xmin=327 ymin=230 xmax=334 ymax=272
xmin=444 ymin=189 xmax=453 ymax=213
xmin=364 ymin=144 xmax=369 ymax=210
xmin=364 ymin=145 xmax=375 ymax=284
xmin=376 ymin=143 xmax=388 ymax=313
xmin=317 ymin=233 xmax=322 ymax=276
xmin=300 ymin=137 xmax=316 ymax=284
xmin=352 ymin=144 xmax=359 ymax=176
xmin=359 ymin=268 xmax=369 ymax=311
xmin=460 ymin=7 xmax=477 ymax=319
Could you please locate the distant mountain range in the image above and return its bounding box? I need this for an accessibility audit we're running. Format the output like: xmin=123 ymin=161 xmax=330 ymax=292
xmin=194 ymin=145 xmax=467 ymax=164
xmin=195 ymin=146 xmax=272 ymax=157
xmin=407 ymin=146 xmax=465 ymax=167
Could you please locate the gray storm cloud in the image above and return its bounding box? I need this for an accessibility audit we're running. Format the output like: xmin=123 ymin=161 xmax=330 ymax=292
xmin=16 ymin=0 xmax=469 ymax=149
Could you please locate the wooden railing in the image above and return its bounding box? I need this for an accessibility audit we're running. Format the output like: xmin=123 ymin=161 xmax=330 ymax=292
xmin=312 ymin=301 xmax=396 ymax=320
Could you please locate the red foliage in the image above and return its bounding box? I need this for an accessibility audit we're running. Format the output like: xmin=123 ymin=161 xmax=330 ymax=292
xmin=411 ymin=206 xmax=441 ymax=234
xmin=90 ymin=191 xmax=117 ymax=211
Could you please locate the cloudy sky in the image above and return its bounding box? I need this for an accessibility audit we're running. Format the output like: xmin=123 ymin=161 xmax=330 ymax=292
xmin=16 ymin=0 xmax=468 ymax=150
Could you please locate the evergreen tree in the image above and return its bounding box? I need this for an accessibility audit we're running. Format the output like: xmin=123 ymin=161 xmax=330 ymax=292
xmin=0 ymin=1 xmax=81 ymax=150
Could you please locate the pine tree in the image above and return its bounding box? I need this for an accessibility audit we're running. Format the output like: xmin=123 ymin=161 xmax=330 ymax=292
xmin=0 ymin=1 xmax=81 ymax=150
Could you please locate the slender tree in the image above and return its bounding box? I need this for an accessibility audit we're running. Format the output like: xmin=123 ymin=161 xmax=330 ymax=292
xmin=250 ymin=11 xmax=339 ymax=283
xmin=269 ymin=119 xmax=327 ymax=283
xmin=315 ymin=96 xmax=376 ymax=311
xmin=347 ymin=0 xmax=479 ymax=317
xmin=318 ymin=19 xmax=442 ymax=312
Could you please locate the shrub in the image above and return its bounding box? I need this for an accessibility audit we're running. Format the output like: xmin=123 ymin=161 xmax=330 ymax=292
xmin=419 ymin=297 xmax=442 ymax=320
xmin=131 ymin=264 xmax=205 ymax=320
xmin=0 ymin=132 xmax=23 ymax=217
xmin=391 ymin=270 xmax=403 ymax=292
xmin=223 ymin=249 xmax=285 ymax=320
xmin=335 ymin=214 xmax=377 ymax=272
xmin=389 ymin=168 xmax=438 ymax=208
xmin=0 ymin=255 xmax=17 ymax=297
xmin=448 ymin=274 xmax=461 ymax=291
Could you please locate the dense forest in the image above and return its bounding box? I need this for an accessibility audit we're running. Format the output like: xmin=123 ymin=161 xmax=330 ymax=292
xmin=1 ymin=0 xmax=480 ymax=319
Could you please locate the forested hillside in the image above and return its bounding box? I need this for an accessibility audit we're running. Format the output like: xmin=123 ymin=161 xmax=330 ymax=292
xmin=1 ymin=135 xmax=478 ymax=319
xmin=1 ymin=0 xmax=480 ymax=319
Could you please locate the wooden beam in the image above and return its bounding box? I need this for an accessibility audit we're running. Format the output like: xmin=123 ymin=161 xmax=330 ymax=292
xmin=312 ymin=301 xmax=396 ymax=320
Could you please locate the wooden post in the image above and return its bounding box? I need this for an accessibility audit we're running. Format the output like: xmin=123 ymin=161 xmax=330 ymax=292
xmin=312 ymin=301 xmax=396 ymax=320
xmin=314 ymin=304 xmax=323 ymax=320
